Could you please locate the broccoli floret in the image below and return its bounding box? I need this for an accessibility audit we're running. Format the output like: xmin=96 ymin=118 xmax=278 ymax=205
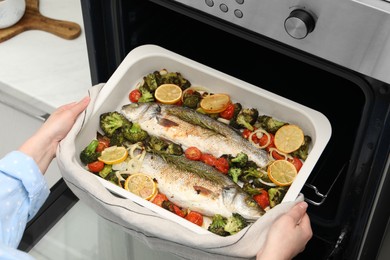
xmin=228 ymin=167 xmax=242 ymax=184
xmin=166 ymin=143 xmax=183 ymax=156
xmin=105 ymin=171 xmax=119 ymax=186
xmin=268 ymin=187 xmax=287 ymax=208
xmin=141 ymin=70 xmax=191 ymax=92
xmin=99 ymin=164 xmax=112 ymax=179
xmin=255 ymin=115 xmax=286 ymax=134
xmin=291 ymin=135 xmax=312 ymax=160
xmin=142 ymin=72 xmax=159 ymax=92
xmin=240 ymin=167 xmax=262 ymax=183
xmin=109 ymin=129 xmax=126 ymax=146
xmin=123 ymin=122 xmax=149 ymax=143
xmin=146 ymin=135 xmax=169 ymax=152
xmin=242 ymin=183 xmax=263 ymax=196
xmin=183 ymin=91 xmax=201 ymax=109
xmin=230 ymin=152 xmax=248 ymax=168
xmin=100 ymin=111 xmax=132 ymax=137
xmin=228 ymin=103 xmax=243 ymax=129
xmin=138 ymin=87 xmax=155 ymax=103
xmin=224 ymin=213 xmax=248 ymax=235
xmin=160 ymin=71 xmax=191 ymax=89
xmin=235 ymin=108 xmax=259 ymax=131
xmin=208 ymin=214 xmax=229 ymax=236
xmin=146 ymin=136 xmax=183 ymax=155
xmin=80 ymin=139 xmax=101 ymax=164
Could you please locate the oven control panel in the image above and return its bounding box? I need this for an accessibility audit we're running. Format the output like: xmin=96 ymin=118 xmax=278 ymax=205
xmin=166 ymin=0 xmax=390 ymax=85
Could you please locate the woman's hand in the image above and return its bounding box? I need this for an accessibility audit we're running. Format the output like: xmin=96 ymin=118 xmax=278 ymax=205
xmin=19 ymin=96 xmax=90 ymax=174
xmin=257 ymin=201 xmax=313 ymax=260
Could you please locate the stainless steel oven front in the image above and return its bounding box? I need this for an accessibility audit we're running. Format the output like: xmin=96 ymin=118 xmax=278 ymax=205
xmin=74 ymin=0 xmax=390 ymax=259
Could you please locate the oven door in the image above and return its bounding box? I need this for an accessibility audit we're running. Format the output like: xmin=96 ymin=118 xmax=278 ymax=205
xmin=47 ymin=0 xmax=389 ymax=259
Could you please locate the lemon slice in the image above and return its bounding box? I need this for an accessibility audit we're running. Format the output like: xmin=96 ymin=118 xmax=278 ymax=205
xmin=274 ymin=124 xmax=304 ymax=154
xmin=98 ymin=146 xmax=128 ymax=165
xmin=200 ymin=93 xmax=230 ymax=113
xmin=124 ymin=173 xmax=158 ymax=200
xmin=154 ymin=84 xmax=183 ymax=104
xmin=267 ymin=160 xmax=297 ymax=186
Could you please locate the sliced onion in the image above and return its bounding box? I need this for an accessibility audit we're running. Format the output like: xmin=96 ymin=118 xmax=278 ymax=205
xmin=112 ymin=161 xmax=128 ymax=171
xmin=268 ymin=147 xmax=293 ymax=161
xmin=159 ymin=69 xmax=168 ymax=75
xmin=217 ymin=117 xmax=230 ymax=124
xmin=258 ymin=177 xmax=277 ymax=187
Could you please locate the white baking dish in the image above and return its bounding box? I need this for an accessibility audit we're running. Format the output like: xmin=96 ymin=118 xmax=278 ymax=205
xmin=75 ymin=44 xmax=331 ymax=234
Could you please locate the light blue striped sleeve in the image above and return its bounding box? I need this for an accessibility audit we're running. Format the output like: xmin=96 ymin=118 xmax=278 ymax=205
xmin=0 ymin=151 xmax=50 ymax=250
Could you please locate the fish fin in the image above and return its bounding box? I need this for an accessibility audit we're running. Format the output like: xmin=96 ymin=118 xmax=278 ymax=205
xmin=193 ymin=185 xmax=213 ymax=196
xmin=157 ymin=117 xmax=179 ymax=127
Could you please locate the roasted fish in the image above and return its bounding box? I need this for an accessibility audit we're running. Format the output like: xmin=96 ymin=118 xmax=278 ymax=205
xmin=140 ymin=152 xmax=265 ymax=219
xmin=121 ymin=102 xmax=269 ymax=168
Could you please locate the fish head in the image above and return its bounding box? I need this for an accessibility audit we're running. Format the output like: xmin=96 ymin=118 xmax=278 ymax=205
xmin=121 ymin=102 xmax=157 ymax=121
xmin=222 ymin=186 xmax=265 ymax=220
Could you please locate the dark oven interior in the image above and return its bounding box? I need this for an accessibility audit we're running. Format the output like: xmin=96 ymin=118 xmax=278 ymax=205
xmin=81 ymin=0 xmax=390 ymax=259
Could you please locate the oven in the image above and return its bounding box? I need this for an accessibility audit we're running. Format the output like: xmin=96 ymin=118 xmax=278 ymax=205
xmin=34 ymin=0 xmax=389 ymax=259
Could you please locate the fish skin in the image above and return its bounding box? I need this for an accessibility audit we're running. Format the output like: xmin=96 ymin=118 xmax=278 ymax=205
xmin=140 ymin=152 xmax=265 ymax=219
xmin=121 ymin=102 xmax=269 ymax=168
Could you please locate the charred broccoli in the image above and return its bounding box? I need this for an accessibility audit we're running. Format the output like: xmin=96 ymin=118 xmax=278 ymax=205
xmin=240 ymin=167 xmax=262 ymax=183
xmin=208 ymin=213 xmax=248 ymax=236
xmin=147 ymin=135 xmax=169 ymax=152
xmin=208 ymin=214 xmax=229 ymax=236
xmin=109 ymin=129 xmax=126 ymax=146
xmin=183 ymin=90 xmax=201 ymax=109
xmin=268 ymin=187 xmax=287 ymax=208
xmin=224 ymin=213 xmax=248 ymax=235
xmin=123 ymin=122 xmax=149 ymax=143
xmin=100 ymin=111 xmax=132 ymax=137
xmin=146 ymin=135 xmax=183 ymax=155
xmin=230 ymin=108 xmax=258 ymax=131
xmin=141 ymin=71 xmax=160 ymax=92
xmin=141 ymin=70 xmax=191 ymax=92
xmin=291 ymin=135 xmax=312 ymax=160
xmin=138 ymin=87 xmax=155 ymax=103
xmin=160 ymin=70 xmax=191 ymax=89
xmin=230 ymin=152 xmax=249 ymax=168
xmin=255 ymin=115 xmax=286 ymax=134
xmin=228 ymin=167 xmax=242 ymax=184
xmin=80 ymin=139 xmax=101 ymax=164
xmin=166 ymin=143 xmax=183 ymax=156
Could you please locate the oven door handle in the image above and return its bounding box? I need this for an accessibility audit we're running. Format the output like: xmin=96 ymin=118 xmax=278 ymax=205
xmin=304 ymin=162 xmax=348 ymax=206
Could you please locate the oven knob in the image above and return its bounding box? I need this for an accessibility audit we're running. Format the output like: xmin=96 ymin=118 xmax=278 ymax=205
xmin=284 ymin=9 xmax=315 ymax=39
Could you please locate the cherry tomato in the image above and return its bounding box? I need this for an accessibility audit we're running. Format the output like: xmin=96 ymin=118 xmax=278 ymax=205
xmin=201 ymin=153 xmax=217 ymax=166
xmin=185 ymin=147 xmax=202 ymax=161
xmin=174 ymin=99 xmax=183 ymax=106
xmin=151 ymin=193 xmax=169 ymax=207
xmin=162 ymin=201 xmax=187 ymax=218
xmin=129 ymin=89 xmax=141 ymax=103
xmin=96 ymin=138 xmax=110 ymax=152
xmin=88 ymin=161 xmax=105 ymax=173
xmin=271 ymin=149 xmax=285 ymax=160
xmin=253 ymin=190 xmax=270 ymax=210
xmin=219 ymin=103 xmax=235 ymax=120
xmin=242 ymin=129 xmax=252 ymax=139
xmin=259 ymin=133 xmax=274 ymax=148
xmin=289 ymin=157 xmax=303 ymax=172
xmin=185 ymin=211 xmax=204 ymax=226
xmin=214 ymin=157 xmax=229 ymax=174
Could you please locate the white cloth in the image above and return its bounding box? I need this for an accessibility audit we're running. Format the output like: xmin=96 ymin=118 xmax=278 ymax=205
xmin=56 ymin=84 xmax=304 ymax=260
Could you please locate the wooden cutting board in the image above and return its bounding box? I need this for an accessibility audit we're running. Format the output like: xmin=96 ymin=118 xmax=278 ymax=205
xmin=0 ymin=0 xmax=81 ymax=43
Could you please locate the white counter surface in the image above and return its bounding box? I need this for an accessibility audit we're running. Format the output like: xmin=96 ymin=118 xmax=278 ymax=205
xmin=0 ymin=0 xmax=92 ymax=114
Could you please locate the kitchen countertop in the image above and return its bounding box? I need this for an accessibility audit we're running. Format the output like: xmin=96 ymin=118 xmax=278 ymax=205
xmin=0 ymin=0 xmax=91 ymax=114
